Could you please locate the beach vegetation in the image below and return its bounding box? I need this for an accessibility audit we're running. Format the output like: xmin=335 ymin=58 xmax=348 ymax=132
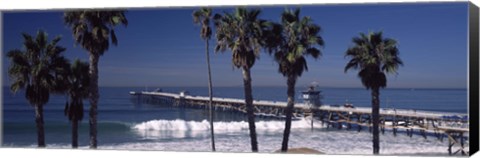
xmin=213 ymin=7 xmax=270 ymax=152
xmin=264 ymin=8 xmax=324 ymax=152
xmin=64 ymin=59 xmax=90 ymax=148
xmin=193 ymin=7 xmax=216 ymax=151
xmin=64 ymin=10 xmax=128 ymax=149
xmin=6 ymin=30 xmax=70 ymax=147
xmin=344 ymin=31 xmax=403 ymax=154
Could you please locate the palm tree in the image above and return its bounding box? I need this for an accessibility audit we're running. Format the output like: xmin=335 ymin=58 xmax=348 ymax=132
xmin=6 ymin=30 xmax=70 ymax=147
xmin=264 ymin=9 xmax=324 ymax=152
xmin=64 ymin=59 xmax=90 ymax=148
xmin=193 ymin=7 xmax=216 ymax=151
xmin=213 ymin=7 xmax=270 ymax=152
xmin=344 ymin=31 xmax=403 ymax=154
xmin=64 ymin=10 xmax=128 ymax=148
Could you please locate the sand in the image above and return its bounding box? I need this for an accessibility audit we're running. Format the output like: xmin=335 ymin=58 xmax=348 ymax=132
xmin=274 ymin=147 xmax=325 ymax=154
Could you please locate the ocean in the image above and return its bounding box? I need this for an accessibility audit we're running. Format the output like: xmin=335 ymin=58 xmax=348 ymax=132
xmin=1 ymin=87 xmax=468 ymax=155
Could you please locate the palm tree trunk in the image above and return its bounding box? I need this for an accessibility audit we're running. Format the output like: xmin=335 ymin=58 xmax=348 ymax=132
xmin=242 ymin=66 xmax=258 ymax=152
xmin=205 ymin=39 xmax=216 ymax=151
xmin=281 ymin=76 xmax=296 ymax=152
xmin=35 ymin=105 xmax=45 ymax=147
xmin=72 ymin=120 xmax=79 ymax=148
xmin=372 ymin=87 xmax=380 ymax=154
xmin=89 ymin=53 xmax=99 ymax=149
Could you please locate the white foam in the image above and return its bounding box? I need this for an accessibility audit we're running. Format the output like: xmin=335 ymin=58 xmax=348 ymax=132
xmin=6 ymin=126 xmax=469 ymax=156
xmin=5 ymin=118 xmax=468 ymax=155
xmin=18 ymin=130 xmax=466 ymax=156
xmin=113 ymin=131 xmax=468 ymax=155
xmin=126 ymin=118 xmax=470 ymax=155
xmin=131 ymin=117 xmax=325 ymax=139
xmin=132 ymin=117 xmax=324 ymax=132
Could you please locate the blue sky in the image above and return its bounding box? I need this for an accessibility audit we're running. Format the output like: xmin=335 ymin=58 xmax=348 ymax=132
xmin=2 ymin=2 xmax=469 ymax=88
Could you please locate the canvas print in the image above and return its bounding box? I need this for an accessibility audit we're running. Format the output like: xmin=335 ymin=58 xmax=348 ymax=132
xmin=1 ymin=2 xmax=475 ymax=156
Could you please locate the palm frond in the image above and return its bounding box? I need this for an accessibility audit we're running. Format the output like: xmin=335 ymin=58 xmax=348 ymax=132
xmin=7 ymin=31 xmax=70 ymax=107
xmin=64 ymin=10 xmax=127 ymax=56
xmin=267 ymin=8 xmax=324 ymax=78
xmin=344 ymin=31 xmax=403 ymax=89
xmin=213 ymin=7 xmax=266 ymax=69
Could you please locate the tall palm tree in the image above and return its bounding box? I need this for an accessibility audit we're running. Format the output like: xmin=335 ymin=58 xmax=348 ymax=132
xmin=64 ymin=59 xmax=90 ymax=148
xmin=193 ymin=7 xmax=216 ymax=151
xmin=344 ymin=31 xmax=403 ymax=154
xmin=264 ymin=8 xmax=324 ymax=152
xmin=64 ymin=10 xmax=128 ymax=148
xmin=6 ymin=30 xmax=70 ymax=147
xmin=213 ymin=7 xmax=270 ymax=152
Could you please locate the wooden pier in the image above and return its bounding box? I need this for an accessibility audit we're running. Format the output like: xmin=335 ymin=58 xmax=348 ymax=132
xmin=130 ymin=90 xmax=470 ymax=155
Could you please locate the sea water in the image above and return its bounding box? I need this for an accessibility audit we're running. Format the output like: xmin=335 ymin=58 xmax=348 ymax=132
xmin=1 ymin=87 xmax=468 ymax=155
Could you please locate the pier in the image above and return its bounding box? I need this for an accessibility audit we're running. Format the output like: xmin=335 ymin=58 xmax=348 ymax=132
xmin=130 ymin=89 xmax=469 ymax=155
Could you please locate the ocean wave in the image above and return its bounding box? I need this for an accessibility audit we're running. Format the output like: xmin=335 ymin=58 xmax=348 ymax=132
xmin=132 ymin=117 xmax=324 ymax=132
